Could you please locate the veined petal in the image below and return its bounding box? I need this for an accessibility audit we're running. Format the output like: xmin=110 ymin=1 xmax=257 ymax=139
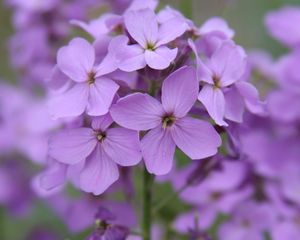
xmin=103 ymin=127 xmax=142 ymax=166
xmin=91 ymin=114 xmax=114 ymax=132
xmin=80 ymin=145 xmax=119 ymax=195
xmin=224 ymin=86 xmax=245 ymax=123
xmin=171 ymin=117 xmax=221 ymax=159
xmin=161 ymin=66 xmax=198 ymax=118
xmin=110 ymin=93 xmax=165 ymax=131
xmin=156 ymin=17 xmax=188 ymax=47
xmin=145 ymin=47 xmax=177 ymax=70
xmin=48 ymin=83 xmax=89 ymax=119
xmin=57 ymin=38 xmax=95 ymax=82
xmin=198 ymin=84 xmax=228 ymax=126
xmin=142 ymin=126 xmax=176 ymax=175
xmin=124 ymin=9 xmax=158 ymax=48
xmin=49 ymin=128 xmax=97 ymax=164
xmin=87 ymin=77 xmax=119 ymax=116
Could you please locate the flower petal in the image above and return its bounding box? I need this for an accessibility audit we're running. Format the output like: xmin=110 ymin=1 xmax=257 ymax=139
xmin=161 ymin=66 xmax=198 ymax=117
xmin=156 ymin=17 xmax=188 ymax=47
xmin=198 ymin=84 xmax=227 ymax=126
xmin=48 ymin=83 xmax=89 ymax=119
xmin=110 ymin=93 xmax=164 ymax=131
xmin=87 ymin=77 xmax=119 ymax=116
xmin=224 ymin=86 xmax=245 ymax=123
xmin=145 ymin=47 xmax=177 ymax=70
xmin=49 ymin=128 xmax=97 ymax=164
xmin=142 ymin=126 xmax=176 ymax=175
xmin=57 ymin=38 xmax=95 ymax=82
xmin=91 ymin=114 xmax=114 ymax=132
xmin=171 ymin=117 xmax=221 ymax=159
xmin=103 ymin=127 xmax=142 ymax=166
xmin=124 ymin=9 xmax=158 ymax=47
xmin=80 ymin=145 xmax=119 ymax=195
xmin=210 ymin=41 xmax=246 ymax=87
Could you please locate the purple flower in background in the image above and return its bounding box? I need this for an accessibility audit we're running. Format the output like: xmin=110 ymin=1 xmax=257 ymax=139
xmin=190 ymin=40 xmax=265 ymax=126
xmin=49 ymin=114 xmax=142 ymax=194
xmin=265 ymin=6 xmax=300 ymax=48
xmin=48 ymin=38 xmax=119 ymax=119
xmin=108 ymin=8 xmax=188 ymax=71
xmin=111 ymin=66 xmax=221 ymax=175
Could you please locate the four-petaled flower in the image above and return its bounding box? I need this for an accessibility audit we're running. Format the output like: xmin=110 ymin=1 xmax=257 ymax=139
xmin=111 ymin=66 xmax=221 ymax=175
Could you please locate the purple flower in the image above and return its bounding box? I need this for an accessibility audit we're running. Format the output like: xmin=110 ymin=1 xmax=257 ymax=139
xmin=108 ymin=8 xmax=188 ymax=71
xmin=49 ymin=114 xmax=142 ymax=194
xmin=190 ymin=40 xmax=265 ymax=126
xmin=265 ymin=6 xmax=300 ymax=48
xmin=111 ymin=66 xmax=221 ymax=175
xmin=48 ymin=38 xmax=119 ymax=119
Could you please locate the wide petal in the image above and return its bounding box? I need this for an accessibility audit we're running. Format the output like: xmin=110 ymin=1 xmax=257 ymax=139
xmin=91 ymin=114 xmax=114 ymax=132
xmin=145 ymin=47 xmax=177 ymax=70
xmin=198 ymin=84 xmax=227 ymax=126
xmin=156 ymin=17 xmax=188 ymax=47
xmin=110 ymin=93 xmax=165 ymax=131
xmin=209 ymin=41 xmax=246 ymax=87
xmin=224 ymin=86 xmax=245 ymax=123
xmin=87 ymin=77 xmax=119 ymax=116
xmin=48 ymin=83 xmax=89 ymax=119
xmin=141 ymin=126 xmax=176 ymax=175
xmin=171 ymin=117 xmax=221 ymax=159
xmin=103 ymin=127 xmax=142 ymax=166
xmin=80 ymin=145 xmax=119 ymax=195
xmin=49 ymin=128 xmax=97 ymax=164
xmin=199 ymin=17 xmax=235 ymax=38
xmin=40 ymin=160 xmax=67 ymax=190
xmin=124 ymin=9 xmax=158 ymax=47
xmin=108 ymin=36 xmax=146 ymax=72
xmin=235 ymin=81 xmax=266 ymax=115
xmin=161 ymin=66 xmax=198 ymax=118
xmin=57 ymin=38 xmax=95 ymax=82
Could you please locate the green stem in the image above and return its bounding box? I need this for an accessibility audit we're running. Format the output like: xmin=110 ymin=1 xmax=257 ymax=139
xmin=142 ymin=167 xmax=153 ymax=240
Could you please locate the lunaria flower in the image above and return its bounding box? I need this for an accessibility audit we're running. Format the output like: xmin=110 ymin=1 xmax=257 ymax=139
xmin=190 ymin=40 xmax=265 ymax=126
xmin=108 ymin=8 xmax=188 ymax=71
xmin=111 ymin=66 xmax=221 ymax=175
xmin=48 ymin=38 xmax=119 ymax=119
xmin=49 ymin=114 xmax=142 ymax=195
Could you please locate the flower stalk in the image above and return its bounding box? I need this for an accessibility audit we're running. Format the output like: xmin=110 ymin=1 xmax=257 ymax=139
xmin=142 ymin=166 xmax=153 ymax=240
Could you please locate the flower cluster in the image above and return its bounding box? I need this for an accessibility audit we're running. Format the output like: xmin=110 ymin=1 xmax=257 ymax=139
xmin=1 ymin=0 xmax=300 ymax=240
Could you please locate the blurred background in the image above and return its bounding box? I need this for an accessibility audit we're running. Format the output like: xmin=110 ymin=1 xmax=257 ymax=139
xmin=0 ymin=0 xmax=299 ymax=239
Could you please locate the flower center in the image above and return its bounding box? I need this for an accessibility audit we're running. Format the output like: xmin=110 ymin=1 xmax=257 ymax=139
xmin=88 ymin=71 xmax=96 ymax=85
xmin=212 ymin=74 xmax=221 ymax=88
xmin=146 ymin=42 xmax=156 ymax=51
xmin=162 ymin=115 xmax=176 ymax=129
xmin=96 ymin=132 xmax=106 ymax=142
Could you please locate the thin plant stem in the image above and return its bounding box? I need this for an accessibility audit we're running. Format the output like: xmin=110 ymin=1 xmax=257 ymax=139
xmin=142 ymin=166 xmax=153 ymax=240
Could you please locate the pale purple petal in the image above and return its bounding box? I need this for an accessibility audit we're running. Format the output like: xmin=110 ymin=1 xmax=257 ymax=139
xmin=80 ymin=145 xmax=119 ymax=195
xmin=235 ymin=81 xmax=266 ymax=116
xmin=48 ymin=83 xmax=89 ymax=119
xmin=110 ymin=93 xmax=165 ymax=131
xmin=87 ymin=77 xmax=119 ymax=116
xmin=161 ymin=66 xmax=198 ymax=117
xmin=91 ymin=114 xmax=114 ymax=132
xmin=198 ymin=84 xmax=227 ymax=126
xmin=142 ymin=126 xmax=176 ymax=175
xmin=199 ymin=17 xmax=235 ymax=38
xmin=156 ymin=17 xmax=188 ymax=47
xmin=145 ymin=47 xmax=177 ymax=70
xmin=124 ymin=9 xmax=158 ymax=47
xmin=57 ymin=38 xmax=95 ymax=82
xmin=49 ymin=128 xmax=97 ymax=164
xmin=103 ymin=127 xmax=142 ymax=166
xmin=224 ymin=87 xmax=245 ymax=123
xmin=40 ymin=161 xmax=67 ymax=190
xmin=210 ymin=41 xmax=246 ymax=87
xmin=171 ymin=117 xmax=221 ymax=159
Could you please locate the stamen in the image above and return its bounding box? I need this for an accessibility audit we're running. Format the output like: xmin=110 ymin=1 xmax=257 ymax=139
xmin=162 ymin=115 xmax=176 ymax=129
xmin=88 ymin=71 xmax=96 ymax=85
xmin=212 ymin=74 xmax=221 ymax=88
xmin=146 ymin=42 xmax=155 ymax=51
xmin=96 ymin=132 xmax=106 ymax=142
